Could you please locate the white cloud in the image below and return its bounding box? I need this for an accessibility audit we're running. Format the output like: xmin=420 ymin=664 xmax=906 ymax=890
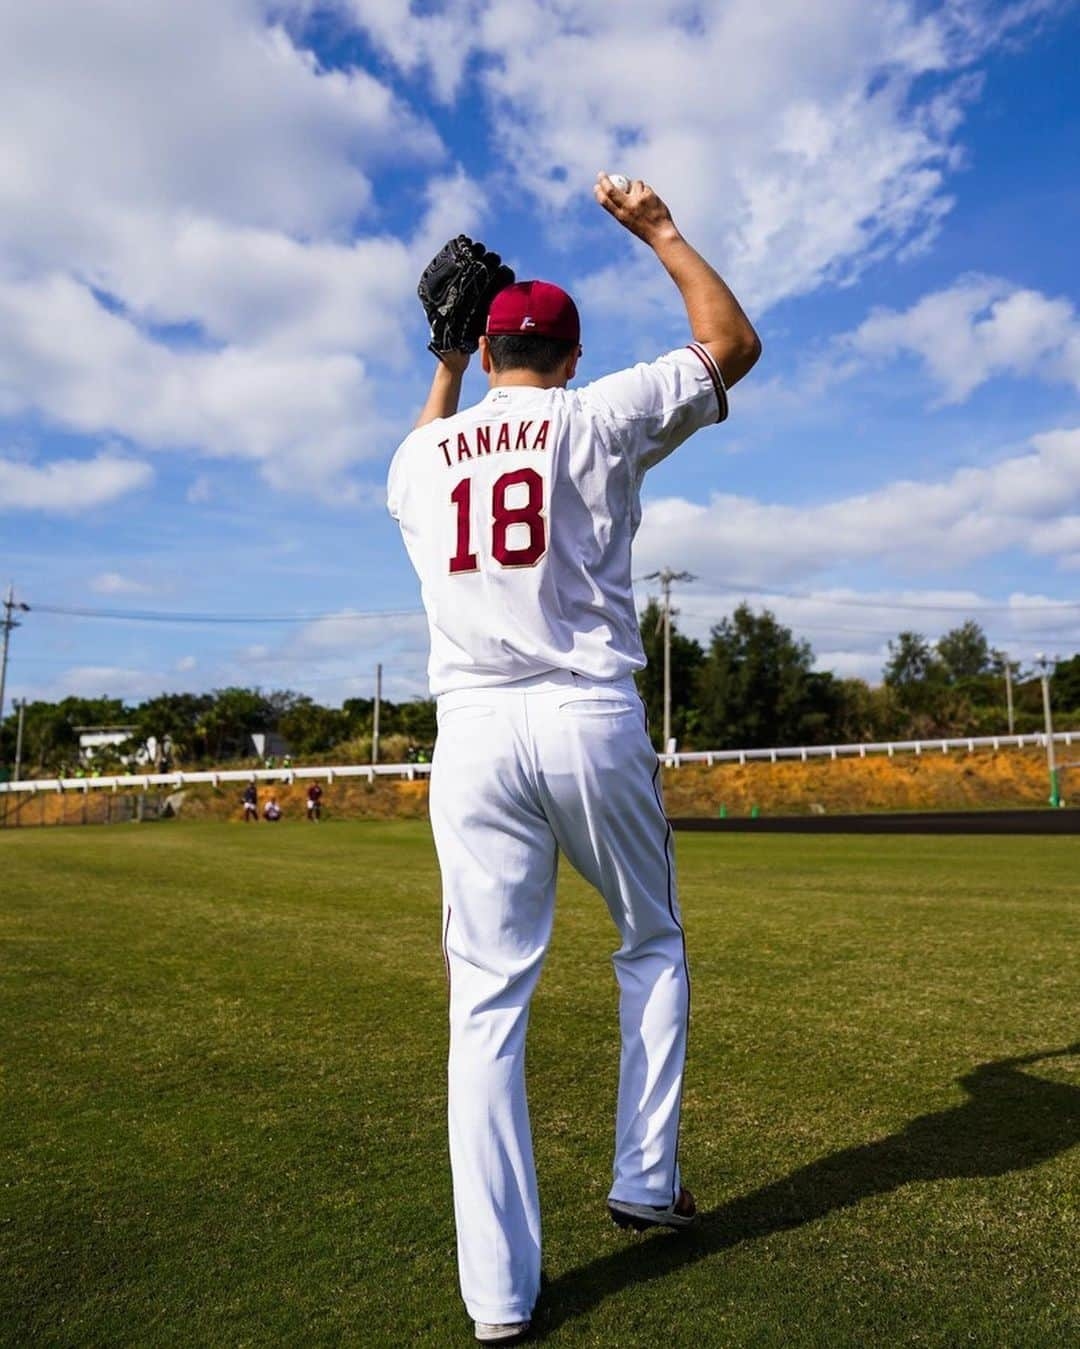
xmin=848 ymin=275 xmax=1080 ymax=402
xmin=90 ymin=572 xmax=152 ymax=596
xmin=176 ymin=656 xmax=198 ymax=673
xmin=0 ymin=2 xmax=486 ymax=497
xmin=662 ymin=583 xmax=1080 ymax=681
xmin=42 ymin=665 xmax=168 ymax=701
xmin=187 ymin=475 xmax=213 ymax=505
xmin=331 ymin=0 xmax=485 ymax=103
xmin=0 ymin=273 xmax=384 ymax=496
xmin=0 ymin=0 xmax=439 ymax=263
xmin=336 ymin=0 xmax=1063 ymax=316
xmin=634 ymin=425 xmax=1080 ymax=582
xmin=0 ymin=453 xmax=152 ymax=512
xmin=292 ymin=609 xmax=428 ymax=655
xmin=220 ymin=608 xmax=433 ymax=702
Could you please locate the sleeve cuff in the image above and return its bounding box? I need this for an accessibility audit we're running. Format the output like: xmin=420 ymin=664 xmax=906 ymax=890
xmin=686 ymin=342 xmax=729 ymax=423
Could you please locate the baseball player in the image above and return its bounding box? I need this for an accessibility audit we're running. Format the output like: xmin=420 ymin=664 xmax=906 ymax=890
xmin=388 ymin=175 xmax=760 ymax=1343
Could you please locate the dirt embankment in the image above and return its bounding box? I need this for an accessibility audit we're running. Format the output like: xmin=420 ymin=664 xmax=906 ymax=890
xmin=0 ymin=777 xmax=431 ymax=828
xmin=178 ymin=778 xmax=432 ymax=823
xmin=1 ymin=747 xmax=1064 ymax=828
xmin=660 ymin=746 xmax=1059 ymax=816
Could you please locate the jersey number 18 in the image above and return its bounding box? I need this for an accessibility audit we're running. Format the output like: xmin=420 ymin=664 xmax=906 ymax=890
xmin=449 ymin=468 xmax=547 ymax=573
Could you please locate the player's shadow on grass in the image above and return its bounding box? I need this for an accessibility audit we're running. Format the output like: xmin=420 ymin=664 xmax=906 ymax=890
xmin=535 ymin=1044 xmax=1080 ymax=1337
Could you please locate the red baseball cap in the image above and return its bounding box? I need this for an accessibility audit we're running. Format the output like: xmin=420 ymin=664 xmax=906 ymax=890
xmin=486 ymin=280 xmax=580 ymax=344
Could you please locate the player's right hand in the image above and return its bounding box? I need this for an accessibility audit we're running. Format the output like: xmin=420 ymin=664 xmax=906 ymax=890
xmin=594 ymin=172 xmax=679 ymax=247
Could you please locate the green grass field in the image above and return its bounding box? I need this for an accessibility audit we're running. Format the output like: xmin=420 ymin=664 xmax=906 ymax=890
xmin=2 ymin=822 xmax=1078 ymax=1347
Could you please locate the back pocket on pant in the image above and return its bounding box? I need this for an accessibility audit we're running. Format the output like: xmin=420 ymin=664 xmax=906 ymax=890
xmin=438 ymin=705 xmax=496 ymax=727
xmin=557 ymin=698 xmax=635 ymax=717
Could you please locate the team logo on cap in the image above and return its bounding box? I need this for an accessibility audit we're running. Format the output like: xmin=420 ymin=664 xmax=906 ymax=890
xmin=520 ymin=316 xmax=536 ymax=330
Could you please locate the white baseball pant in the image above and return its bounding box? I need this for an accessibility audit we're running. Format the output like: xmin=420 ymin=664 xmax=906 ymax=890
xmin=429 ymin=670 xmax=690 ymax=1325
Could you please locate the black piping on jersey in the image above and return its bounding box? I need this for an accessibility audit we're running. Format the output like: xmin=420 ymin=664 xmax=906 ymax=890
xmin=643 ymin=697 xmax=692 ymax=1207
xmin=686 ymin=342 xmax=729 ymax=423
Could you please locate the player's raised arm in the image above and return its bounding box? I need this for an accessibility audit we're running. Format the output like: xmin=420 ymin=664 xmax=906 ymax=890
xmin=414 ymin=349 xmax=470 ymax=429
xmin=413 ymin=235 xmax=516 ymax=428
xmin=594 ymin=173 xmax=761 ymax=388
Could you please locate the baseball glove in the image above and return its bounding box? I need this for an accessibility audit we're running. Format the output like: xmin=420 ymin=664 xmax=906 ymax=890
xmin=418 ymin=235 xmax=515 ymax=358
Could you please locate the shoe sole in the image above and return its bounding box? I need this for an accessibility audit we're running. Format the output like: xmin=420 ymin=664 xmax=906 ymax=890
xmin=608 ymin=1204 xmax=697 ymax=1232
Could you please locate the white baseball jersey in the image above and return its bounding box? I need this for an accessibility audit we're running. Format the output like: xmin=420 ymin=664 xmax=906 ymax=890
xmin=387 ymin=344 xmax=727 ymax=695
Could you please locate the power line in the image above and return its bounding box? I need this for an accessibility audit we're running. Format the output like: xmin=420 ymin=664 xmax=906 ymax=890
xmin=31 ymin=585 xmax=1080 ymax=628
xmin=675 ymin=610 xmax=1080 ymax=645
xmin=636 ymin=578 xmax=1080 ymax=615
xmin=28 ymin=603 xmax=426 ymax=626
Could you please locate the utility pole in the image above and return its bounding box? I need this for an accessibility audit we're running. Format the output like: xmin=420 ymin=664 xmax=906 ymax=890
xmin=14 ymin=699 xmax=26 ymax=783
xmin=1035 ymin=653 xmax=1059 ymax=808
xmin=372 ymin=663 xmax=382 ymax=766
xmin=643 ymin=568 xmax=695 ymax=753
xmin=1 ymin=585 xmax=31 ymax=769
xmin=1004 ymin=657 xmax=1015 ymax=735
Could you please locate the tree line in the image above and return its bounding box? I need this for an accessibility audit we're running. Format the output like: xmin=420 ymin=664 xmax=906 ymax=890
xmin=0 ymin=687 xmax=437 ymax=778
xmin=2 ymin=607 xmax=1078 ymax=775
xmin=635 ymin=604 xmax=1079 ymax=749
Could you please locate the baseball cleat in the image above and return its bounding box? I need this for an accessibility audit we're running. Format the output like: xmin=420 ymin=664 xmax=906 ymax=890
xmin=474 ymin=1320 xmax=530 ymax=1343
xmin=608 ymin=1186 xmax=698 ymax=1231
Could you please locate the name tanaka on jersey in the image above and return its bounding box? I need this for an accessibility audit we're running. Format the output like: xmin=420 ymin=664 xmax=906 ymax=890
xmin=438 ymin=419 xmax=551 ymax=468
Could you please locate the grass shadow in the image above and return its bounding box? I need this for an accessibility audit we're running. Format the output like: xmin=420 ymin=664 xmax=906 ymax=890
xmin=534 ymin=1044 xmax=1080 ymax=1337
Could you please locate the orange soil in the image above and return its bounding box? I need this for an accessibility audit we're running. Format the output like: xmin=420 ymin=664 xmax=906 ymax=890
xmin=1 ymin=747 xmax=1065 ymax=829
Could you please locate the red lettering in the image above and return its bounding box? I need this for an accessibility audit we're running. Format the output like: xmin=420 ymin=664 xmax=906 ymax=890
xmin=456 ymin=432 xmax=472 ymax=462
xmin=492 ymin=468 xmax=546 ymax=567
xmin=515 ymin=421 xmax=533 ymax=450
xmin=476 ymin=424 xmax=490 ymax=456
xmin=533 ymin=420 xmax=549 ymax=451
xmin=449 ymin=478 xmax=478 ymax=573
xmin=439 ymin=438 xmax=451 ymax=467
xmin=448 ymin=470 xmax=548 ymax=573
xmin=496 ymin=422 xmax=511 ymax=452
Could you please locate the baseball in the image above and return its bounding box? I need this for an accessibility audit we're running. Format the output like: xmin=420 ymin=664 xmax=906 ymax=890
xmin=607 ymin=173 xmax=631 ymax=193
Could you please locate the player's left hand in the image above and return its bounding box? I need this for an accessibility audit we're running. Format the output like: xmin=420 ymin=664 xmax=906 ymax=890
xmin=435 ymin=349 xmax=471 ymax=375
xmin=417 ymin=235 xmax=515 ymax=358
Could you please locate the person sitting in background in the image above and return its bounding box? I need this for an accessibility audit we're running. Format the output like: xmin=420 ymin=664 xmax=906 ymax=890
xmin=264 ymin=795 xmax=282 ymax=822
xmin=242 ymin=782 xmax=258 ymax=822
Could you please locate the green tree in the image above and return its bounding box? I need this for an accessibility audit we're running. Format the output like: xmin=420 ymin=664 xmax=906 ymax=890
xmin=936 ymin=621 xmax=991 ymax=681
xmin=1 ymin=696 xmax=129 ymax=774
xmin=342 ymin=697 xmax=374 ymax=736
xmin=340 ymin=695 xmax=436 ymax=746
xmin=278 ymin=697 xmax=347 ymax=755
xmin=883 ymin=630 xmax=958 ymax=726
xmin=393 ymin=699 xmax=437 ymax=743
xmin=635 ymin=598 xmax=705 ymax=747
xmin=884 ymin=631 xmax=940 ymax=688
xmin=129 ymin=692 xmax=215 ymax=764
xmin=831 ymin=678 xmax=906 ymax=743
xmin=197 ymin=687 xmax=276 ymax=760
xmin=1051 ymin=654 xmax=1080 ymax=710
xmin=693 ymin=604 xmax=828 ymax=749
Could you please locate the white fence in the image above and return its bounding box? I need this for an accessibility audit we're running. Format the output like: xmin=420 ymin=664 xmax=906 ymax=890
xmin=0 ymin=762 xmax=432 ymax=796
xmin=658 ymin=730 xmax=1075 ymax=769
xmin=0 ymin=730 xmax=1074 ymax=796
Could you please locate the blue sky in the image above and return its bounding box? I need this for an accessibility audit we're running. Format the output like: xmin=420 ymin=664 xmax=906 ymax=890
xmin=2 ymin=0 xmax=1079 ymax=706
